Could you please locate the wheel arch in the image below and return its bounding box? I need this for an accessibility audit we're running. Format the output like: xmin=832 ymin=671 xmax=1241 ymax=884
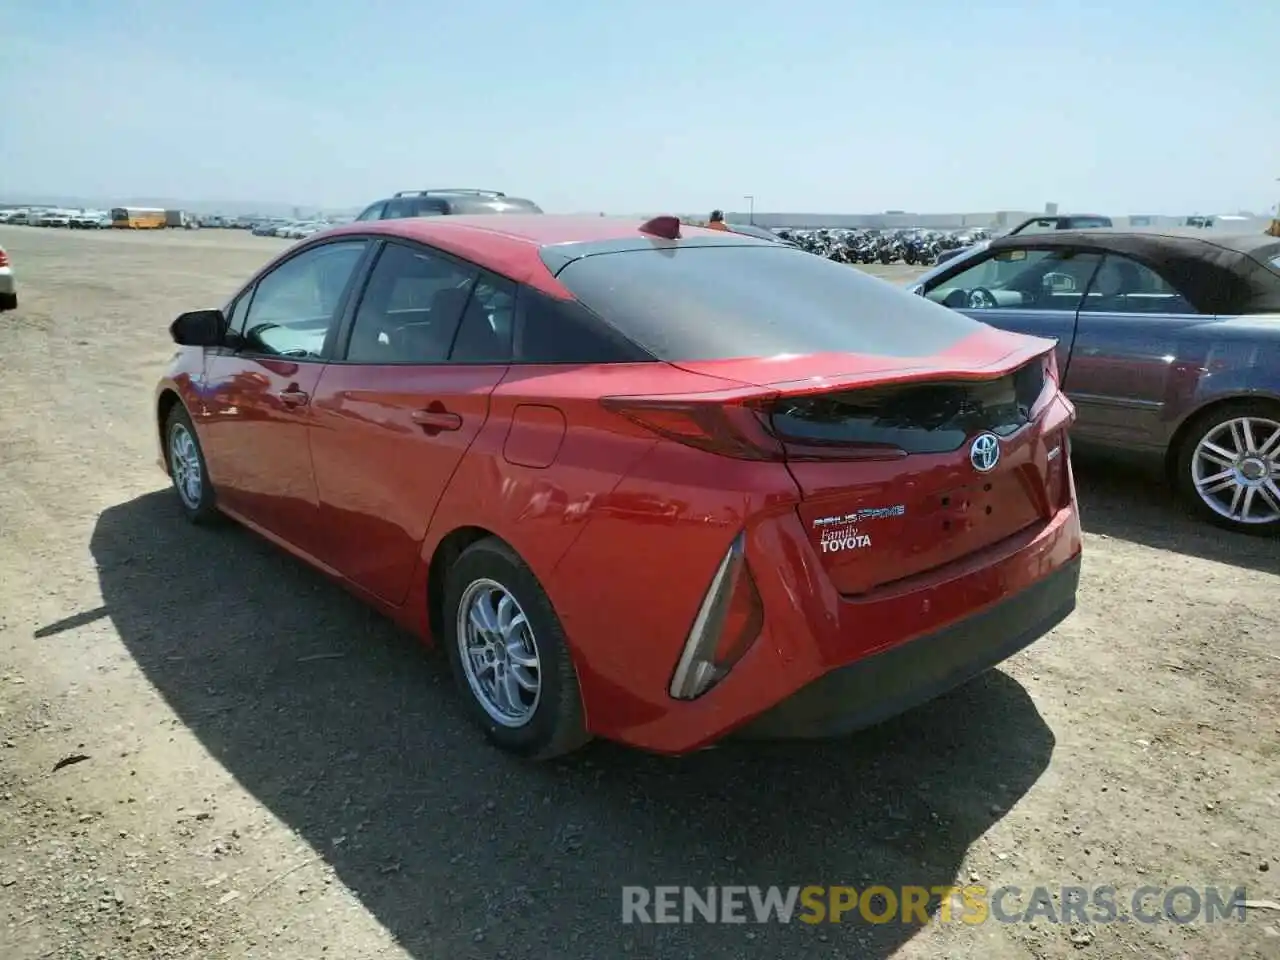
xmin=1164 ymin=390 xmax=1280 ymax=479
xmin=156 ymin=388 xmax=183 ymax=464
xmin=426 ymin=525 xmax=505 ymax=640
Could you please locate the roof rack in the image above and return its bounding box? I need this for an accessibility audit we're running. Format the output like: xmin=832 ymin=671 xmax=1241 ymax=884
xmin=392 ymin=189 xmax=507 ymax=198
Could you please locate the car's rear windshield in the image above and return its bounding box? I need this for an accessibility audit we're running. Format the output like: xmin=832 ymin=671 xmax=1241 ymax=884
xmin=550 ymin=244 xmax=984 ymax=361
xmin=458 ymin=197 xmax=543 ymax=214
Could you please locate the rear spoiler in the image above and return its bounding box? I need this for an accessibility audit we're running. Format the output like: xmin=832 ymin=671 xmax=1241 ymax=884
xmin=709 ymin=338 xmax=1058 ymax=402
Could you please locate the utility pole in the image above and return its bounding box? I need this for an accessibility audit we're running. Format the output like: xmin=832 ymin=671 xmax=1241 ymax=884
xmin=744 ymin=195 xmax=755 ymax=224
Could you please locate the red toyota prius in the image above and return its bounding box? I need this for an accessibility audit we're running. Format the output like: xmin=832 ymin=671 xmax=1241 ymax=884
xmin=154 ymin=214 xmax=1082 ymax=758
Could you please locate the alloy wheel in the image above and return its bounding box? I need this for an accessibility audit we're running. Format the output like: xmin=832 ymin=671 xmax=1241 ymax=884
xmin=168 ymin=422 xmax=203 ymax=510
xmin=456 ymin=578 xmax=542 ymax=727
xmin=1190 ymin=415 xmax=1280 ymax=526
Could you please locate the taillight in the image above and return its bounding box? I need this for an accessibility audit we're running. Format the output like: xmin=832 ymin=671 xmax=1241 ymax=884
xmin=1043 ymin=349 xmax=1060 ymax=386
xmin=601 ymin=395 xmax=905 ymax=462
xmin=600 ymin=397 xmax=784 ymax=460
xmin=1037 ymin=362 xmax=1074 ymax=510
xmin=669 ymin=533 xmax=765 ymax=700
xmin=1044 ymin=429 xmax=1072 ymax=508
xmin=1060 ymin=433 xmax=1075 ymax=507
xmin=0 ymin=249 xmax=9 ymax=268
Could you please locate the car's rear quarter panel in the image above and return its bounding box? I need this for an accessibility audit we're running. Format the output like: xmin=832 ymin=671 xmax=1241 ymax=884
xmin=403 ymin=374 xmax=660 ymax=638
xmin=1157 ymin=315 xmax=1280 ymax=448
xmin=409 ymin=361 xmax=812 ymax=741
xmin=545 ymin=440 xmax=803 ymax=739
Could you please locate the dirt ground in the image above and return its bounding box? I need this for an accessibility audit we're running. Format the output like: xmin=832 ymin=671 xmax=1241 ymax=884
xmin=0 ymin=224 xmax=1276 ymax=960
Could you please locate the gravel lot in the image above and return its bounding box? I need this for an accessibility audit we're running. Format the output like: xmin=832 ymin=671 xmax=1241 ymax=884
xmin=0 ymin=224 xmax=1277 ymax=960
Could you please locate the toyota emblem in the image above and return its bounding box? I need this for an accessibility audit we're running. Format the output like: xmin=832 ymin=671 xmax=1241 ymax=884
xmin=969 ymin=432 xmax=1001 ymax=473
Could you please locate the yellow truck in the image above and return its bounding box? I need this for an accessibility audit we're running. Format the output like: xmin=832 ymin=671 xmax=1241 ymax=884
xmin=110 ymin=207 xmax=167 ymax=229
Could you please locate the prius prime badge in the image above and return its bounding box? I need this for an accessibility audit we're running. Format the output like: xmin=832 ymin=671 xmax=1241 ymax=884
xmin=969 ymin=432 xmax=1001 ymax=473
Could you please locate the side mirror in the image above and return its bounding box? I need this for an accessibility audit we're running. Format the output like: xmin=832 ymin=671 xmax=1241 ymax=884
xmin=170 ymin=309 xmax=226 ymax=347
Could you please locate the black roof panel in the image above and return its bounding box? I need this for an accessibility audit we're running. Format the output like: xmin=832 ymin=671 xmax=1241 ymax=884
xmin=989 ymin=229 xmax=1280 ymax=314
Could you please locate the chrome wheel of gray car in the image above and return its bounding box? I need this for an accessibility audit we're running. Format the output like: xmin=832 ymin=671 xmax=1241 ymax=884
xmin=456 ymin=578 xmax=542 ymax=728
xmin=1190 ymin=415 xmax=1280 ymax=526
xmin=168 ymin=422 xmax=203 ymax=510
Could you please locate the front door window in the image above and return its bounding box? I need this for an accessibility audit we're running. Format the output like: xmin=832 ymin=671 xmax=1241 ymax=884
xmin=925 ymin=249 xmax=1103 ymax=312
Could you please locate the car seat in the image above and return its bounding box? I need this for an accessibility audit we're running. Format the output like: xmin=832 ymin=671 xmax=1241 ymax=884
xmin=346 ymin=268 xmax=399 ymax=360
xmin=1088 ymin=258 xmax=1140 ymax=308
xmin=393 ymin=286 xmax=472 ymax=361
xmin=451 ymin=286 xmax=514 ymax=361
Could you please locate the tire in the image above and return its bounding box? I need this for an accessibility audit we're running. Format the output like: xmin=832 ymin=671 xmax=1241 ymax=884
xmin=442 ymin=537 xmax=589 ymax=759
xmin=0 ymin=293 xmax=16 ymax=312
xmin=1173 ymin=399 xmax=1280 ymax=535
xmin=163 ymin=404 xmax=220 ymax=524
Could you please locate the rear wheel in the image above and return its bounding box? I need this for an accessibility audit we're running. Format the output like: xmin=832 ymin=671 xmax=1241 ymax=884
xmin=164 ymin=405 xmax=219 ymax=524
xmin=442 ymin=537 xmax=589 ymax=759
xmin=1174 ymin=400 xmax=1280 ymax=534
xmin=0 ymin=293 xmax=16 ymax=311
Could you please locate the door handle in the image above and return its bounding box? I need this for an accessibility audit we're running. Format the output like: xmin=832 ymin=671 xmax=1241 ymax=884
xmin=411 ymin=404 xmax=462 ymax=433
xmin=279 ymin=387 xmax=310 ymax=407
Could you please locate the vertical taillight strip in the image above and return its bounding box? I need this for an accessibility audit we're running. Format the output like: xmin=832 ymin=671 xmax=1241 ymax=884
xmin=669 ymin=531 xmax=765 ymax=700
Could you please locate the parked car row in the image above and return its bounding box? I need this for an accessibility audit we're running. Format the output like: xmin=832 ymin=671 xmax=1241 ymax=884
xmin=248 ymin=219 xmax=340 ymax=239
xmin=0 ymin=207 xmax=112 ymax=228
xmin=234 ymin=188 xmax=547 ymax=240
xmin=353 ymin=188 xmax=543 ymax=221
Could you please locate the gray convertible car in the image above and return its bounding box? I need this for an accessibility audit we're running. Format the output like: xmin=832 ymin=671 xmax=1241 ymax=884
xmin=909 ymin=228 xmax=1280 ymax=534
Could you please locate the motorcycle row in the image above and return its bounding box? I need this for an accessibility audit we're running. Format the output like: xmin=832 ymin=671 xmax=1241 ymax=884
xmin=774 ymin=227 xmax=991 ymax=266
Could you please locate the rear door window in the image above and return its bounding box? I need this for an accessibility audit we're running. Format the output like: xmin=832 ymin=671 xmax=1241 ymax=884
xmin=453 ymin=197 xmax=544 ymax=215
xmin=551 ymin=245 xmax=981 ymax=362
xmin=449 ymin=273 xmax=517 ymax=363
xmin=1079 ymin=254 xmax=1196 ymax=314
xmin=383 ymin=197 xmax=449 ymax=218
xmin=343 ymin=242 xmax=477 ymax=363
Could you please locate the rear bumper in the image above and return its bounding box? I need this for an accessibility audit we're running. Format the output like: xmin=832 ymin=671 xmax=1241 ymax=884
xmin=0 ymin=268 xmax=15 ymax=297
xmin=595 ymin=500 xmax=1082 ymax=754
xmin=736 ymin=552 xmax=1080 ymax=740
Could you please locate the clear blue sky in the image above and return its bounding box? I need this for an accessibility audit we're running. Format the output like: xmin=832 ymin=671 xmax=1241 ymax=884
xmin=3 ymin=0 xmax=1277 ymax=215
